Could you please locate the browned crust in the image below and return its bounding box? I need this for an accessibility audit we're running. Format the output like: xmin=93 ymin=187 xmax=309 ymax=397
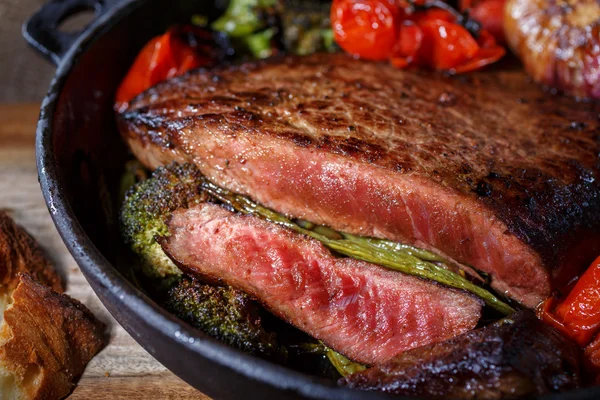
xmin=119 ymin=53 xmax=600 ymax=296
xmin=0 ymin=211 xmax=63 ymax=293
xmin=0 ymin=274 xmax=106 ymax=400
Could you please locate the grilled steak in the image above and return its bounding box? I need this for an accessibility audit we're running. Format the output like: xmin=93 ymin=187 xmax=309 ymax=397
xmin=159 ymin=203 xmax=483 ymax=365
xmin=119 ymin=53 xmax=600 ymax=307
xmin=341 ymin=310 xmax=582 ymax=399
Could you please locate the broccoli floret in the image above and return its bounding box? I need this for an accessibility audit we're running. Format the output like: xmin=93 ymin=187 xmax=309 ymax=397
xmin=120 ymin=163 xmax=208 ymax=286
xmin=166 ymin=277 xmax=282 ymax=358
xmin=282 ymin=0 xmax=338 ymax=56
xmin=120 ymin=163 xmax=284 ymax=358
xmin=212 ymin=0 xmax=280 ymax=38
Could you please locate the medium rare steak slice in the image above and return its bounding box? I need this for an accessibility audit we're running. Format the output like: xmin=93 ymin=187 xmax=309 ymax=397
xmin=119 ymin=53 xmax=600 ymax=307
xmin=160 ymin=203 xmax=483 ymax=365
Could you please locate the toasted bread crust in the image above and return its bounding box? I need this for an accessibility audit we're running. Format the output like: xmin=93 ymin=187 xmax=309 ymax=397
xmin=0 ymin=274 xmax=106 ymax=400
xmin=0 ymin=213 xmax=106 ymax=399
xmin=0 ymin=212 xmax=63 ymax=293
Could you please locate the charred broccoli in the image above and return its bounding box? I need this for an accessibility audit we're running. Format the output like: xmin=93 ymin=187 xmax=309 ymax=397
xmin=120 ymin=163 xmax=283 ymax=358
xmin=166 ymin=278 xmax=281 ymax=358
xmin=120 ymin=163 xmax=207 ymax=286
xmin=210 ymin=0 xmax=336 ymax=59
xmin=282 ymin=0 xmax=337 ymax=56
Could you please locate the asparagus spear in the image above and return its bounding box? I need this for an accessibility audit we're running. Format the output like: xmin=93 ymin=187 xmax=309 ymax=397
xmin=293 ymin=342 xmax=366 ymax=377
xmin=201 ymin=180 xmax=515 ymax=315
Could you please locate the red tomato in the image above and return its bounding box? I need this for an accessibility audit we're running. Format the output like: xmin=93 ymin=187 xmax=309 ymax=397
xmin=417 ymin=19 xmax=479 ymax=70
xmin=585 ymin=334 xmax=600 ymax=384
xmin=538 ymin=256 xmax=600 ymax=347
xmin=460 ymin=0 xmax=506 ymax=44
xmin=555 ymin=256 xmax=600 ymax=346
xmin=452 ymin=45 xmax=505 ymax=73
xmin=475 ymin=29 xmax=498 ymax=48
xmin=115 ymin=36 xmax=163 ymax=110
xmin=392 ymin=21 xmax=424 ymax=60
xmin=390 ymin=21 xmax=423 ymax=68
xmin=331 ymin=0 xmax=399 ymax=60
xmin=412 ymin=8 xmax=456 ymax=24
xmin=115 ymin=27 xmax=211 ymax=111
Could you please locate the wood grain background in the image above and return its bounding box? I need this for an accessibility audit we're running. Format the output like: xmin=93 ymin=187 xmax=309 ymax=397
xmin=1 ymin=0 xmax=67 ymax=102
xmin=0 ymin=2 xmax=214 ymax=396
xmin=0 ymin=104 xmax=210 ymax=399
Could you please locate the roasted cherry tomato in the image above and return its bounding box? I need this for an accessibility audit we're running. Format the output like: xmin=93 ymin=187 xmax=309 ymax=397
xmin=585 ymin=334 xmax=600 ymax=384
xmin=115 ymin=26 xmax=212 ymax=111
xmin=417 ymin=19 xmax=479 ymax=70
xmin=452 ymin=29 xmax=505 ymax=73
xmin=390 ymin=21 xmax=423 ymax=68
xmin=331 ymin=0 xmax=505 ymax=72
xmin=460 ymin=0 xmax=507 ymax=44
xmin=331 ymin=0 xmax=399 ymax=60
xmin=538 ymin=256 xmax=600 ymax=347
xmin=451 ymin=46 xmax=505 ymax=73
xmin=411 ymin=7 xmax=456 ymax=24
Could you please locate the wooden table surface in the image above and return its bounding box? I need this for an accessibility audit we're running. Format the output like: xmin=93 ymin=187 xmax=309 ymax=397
xmin=0 ymin=103 xmax=211 ymax=399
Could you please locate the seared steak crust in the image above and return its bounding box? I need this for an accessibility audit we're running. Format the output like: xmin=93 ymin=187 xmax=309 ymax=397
xmin=341 ymin=310 xmax=582 ymax=398
xmin=160 ymin=203 xmax=482 ymax=365
xmin=119 ymin=53 xmax=600 ymax=306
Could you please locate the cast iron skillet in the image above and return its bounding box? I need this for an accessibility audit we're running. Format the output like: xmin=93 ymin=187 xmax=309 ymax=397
xmin=21 ymin=0 xmax=600 ymax=399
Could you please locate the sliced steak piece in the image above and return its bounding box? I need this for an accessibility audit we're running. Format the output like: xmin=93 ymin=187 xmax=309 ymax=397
xmin=341 ymin=310 xmax=582 ymax=399
xmin=119 ymin=53 xmax=600 ymax=307
xmin=159 ymin=203 xmax=483 ymax=365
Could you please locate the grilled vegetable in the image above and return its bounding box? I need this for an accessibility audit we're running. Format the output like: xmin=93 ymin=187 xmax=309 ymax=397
xmin=115 ymin=26 xmax=215 ymax=111
xmin=212 ymin=0 xmax=279 ymax=37
xmin=538 ymin=256 xmax=600 ymax=347
xmin=212 ymin=0 xmax=281 ymax=58
xmin=212 ymin=0 xmax=336 ymax=58
xmin=460 ymin=0 xmax=507 ymax=44
xmin=584 ymin=334 xmax=600 ymax=384
xmin=326 ymin=349 xmax=368 ymax=377
xmin=282 ymin=0 xmax=337 ymax=55
xmin=504 ymin=0 xmax=600 ymax=99
xmin=331 ymin=0 xmax=505 ymax=72
xmin=291 ymin=342 xmax=367 ymax=377
xmin=200 ymin=179 xmax=514 ymax=315
xmin=166 ymin=277 xmax=281 ymax=358
xmin=120 ymin=163 xmax=208 ymax=286
xmin=331 ymin=0 xmax=398 ymax=61
xmin=121 ymin=164 xmax=284 ymax=358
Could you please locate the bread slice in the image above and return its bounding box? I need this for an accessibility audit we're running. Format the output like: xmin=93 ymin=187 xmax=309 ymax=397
xmin=0 ymin=212 xmax=63 ymax=293
xmin=0 ymin=212 xmax=106 ymax=399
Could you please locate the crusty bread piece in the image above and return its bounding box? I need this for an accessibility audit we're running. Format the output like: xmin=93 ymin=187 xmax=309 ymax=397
xmin=0 ymin=211 xmax=63 ymax=293
xmin=0 ymin=274 xmax=106 ymax=399
xmin=0 ymin=212 xmax=106 ymax=399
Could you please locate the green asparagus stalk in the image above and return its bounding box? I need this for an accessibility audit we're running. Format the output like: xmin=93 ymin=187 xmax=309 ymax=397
xmin=201 ymin=180 xmax=515 ymax=315
xmin=325 ymin=349 xmax=367 ymax=377
xmin=293 ymin=342 xmax=366 ymax=377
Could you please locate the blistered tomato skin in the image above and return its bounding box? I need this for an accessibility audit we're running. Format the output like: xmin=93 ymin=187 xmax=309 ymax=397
xmin=554 ymin=257 xmax=600 ymax=347
xmin=331 ymin=0 xmax=399 ymax=60
xmin=461 ymin=0 xmax=507 ymax=44
xmin=504 ymin=0 xmax=600 ymax=99
xmin=538 ymin=257 xmax=600 ymax=348
xmin=417 ymin=19 xmax=479 ymax=70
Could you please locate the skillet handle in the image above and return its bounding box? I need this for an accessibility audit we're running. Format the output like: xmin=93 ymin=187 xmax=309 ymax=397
xmin=22 ymin=0 xmax=122 ymax=66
